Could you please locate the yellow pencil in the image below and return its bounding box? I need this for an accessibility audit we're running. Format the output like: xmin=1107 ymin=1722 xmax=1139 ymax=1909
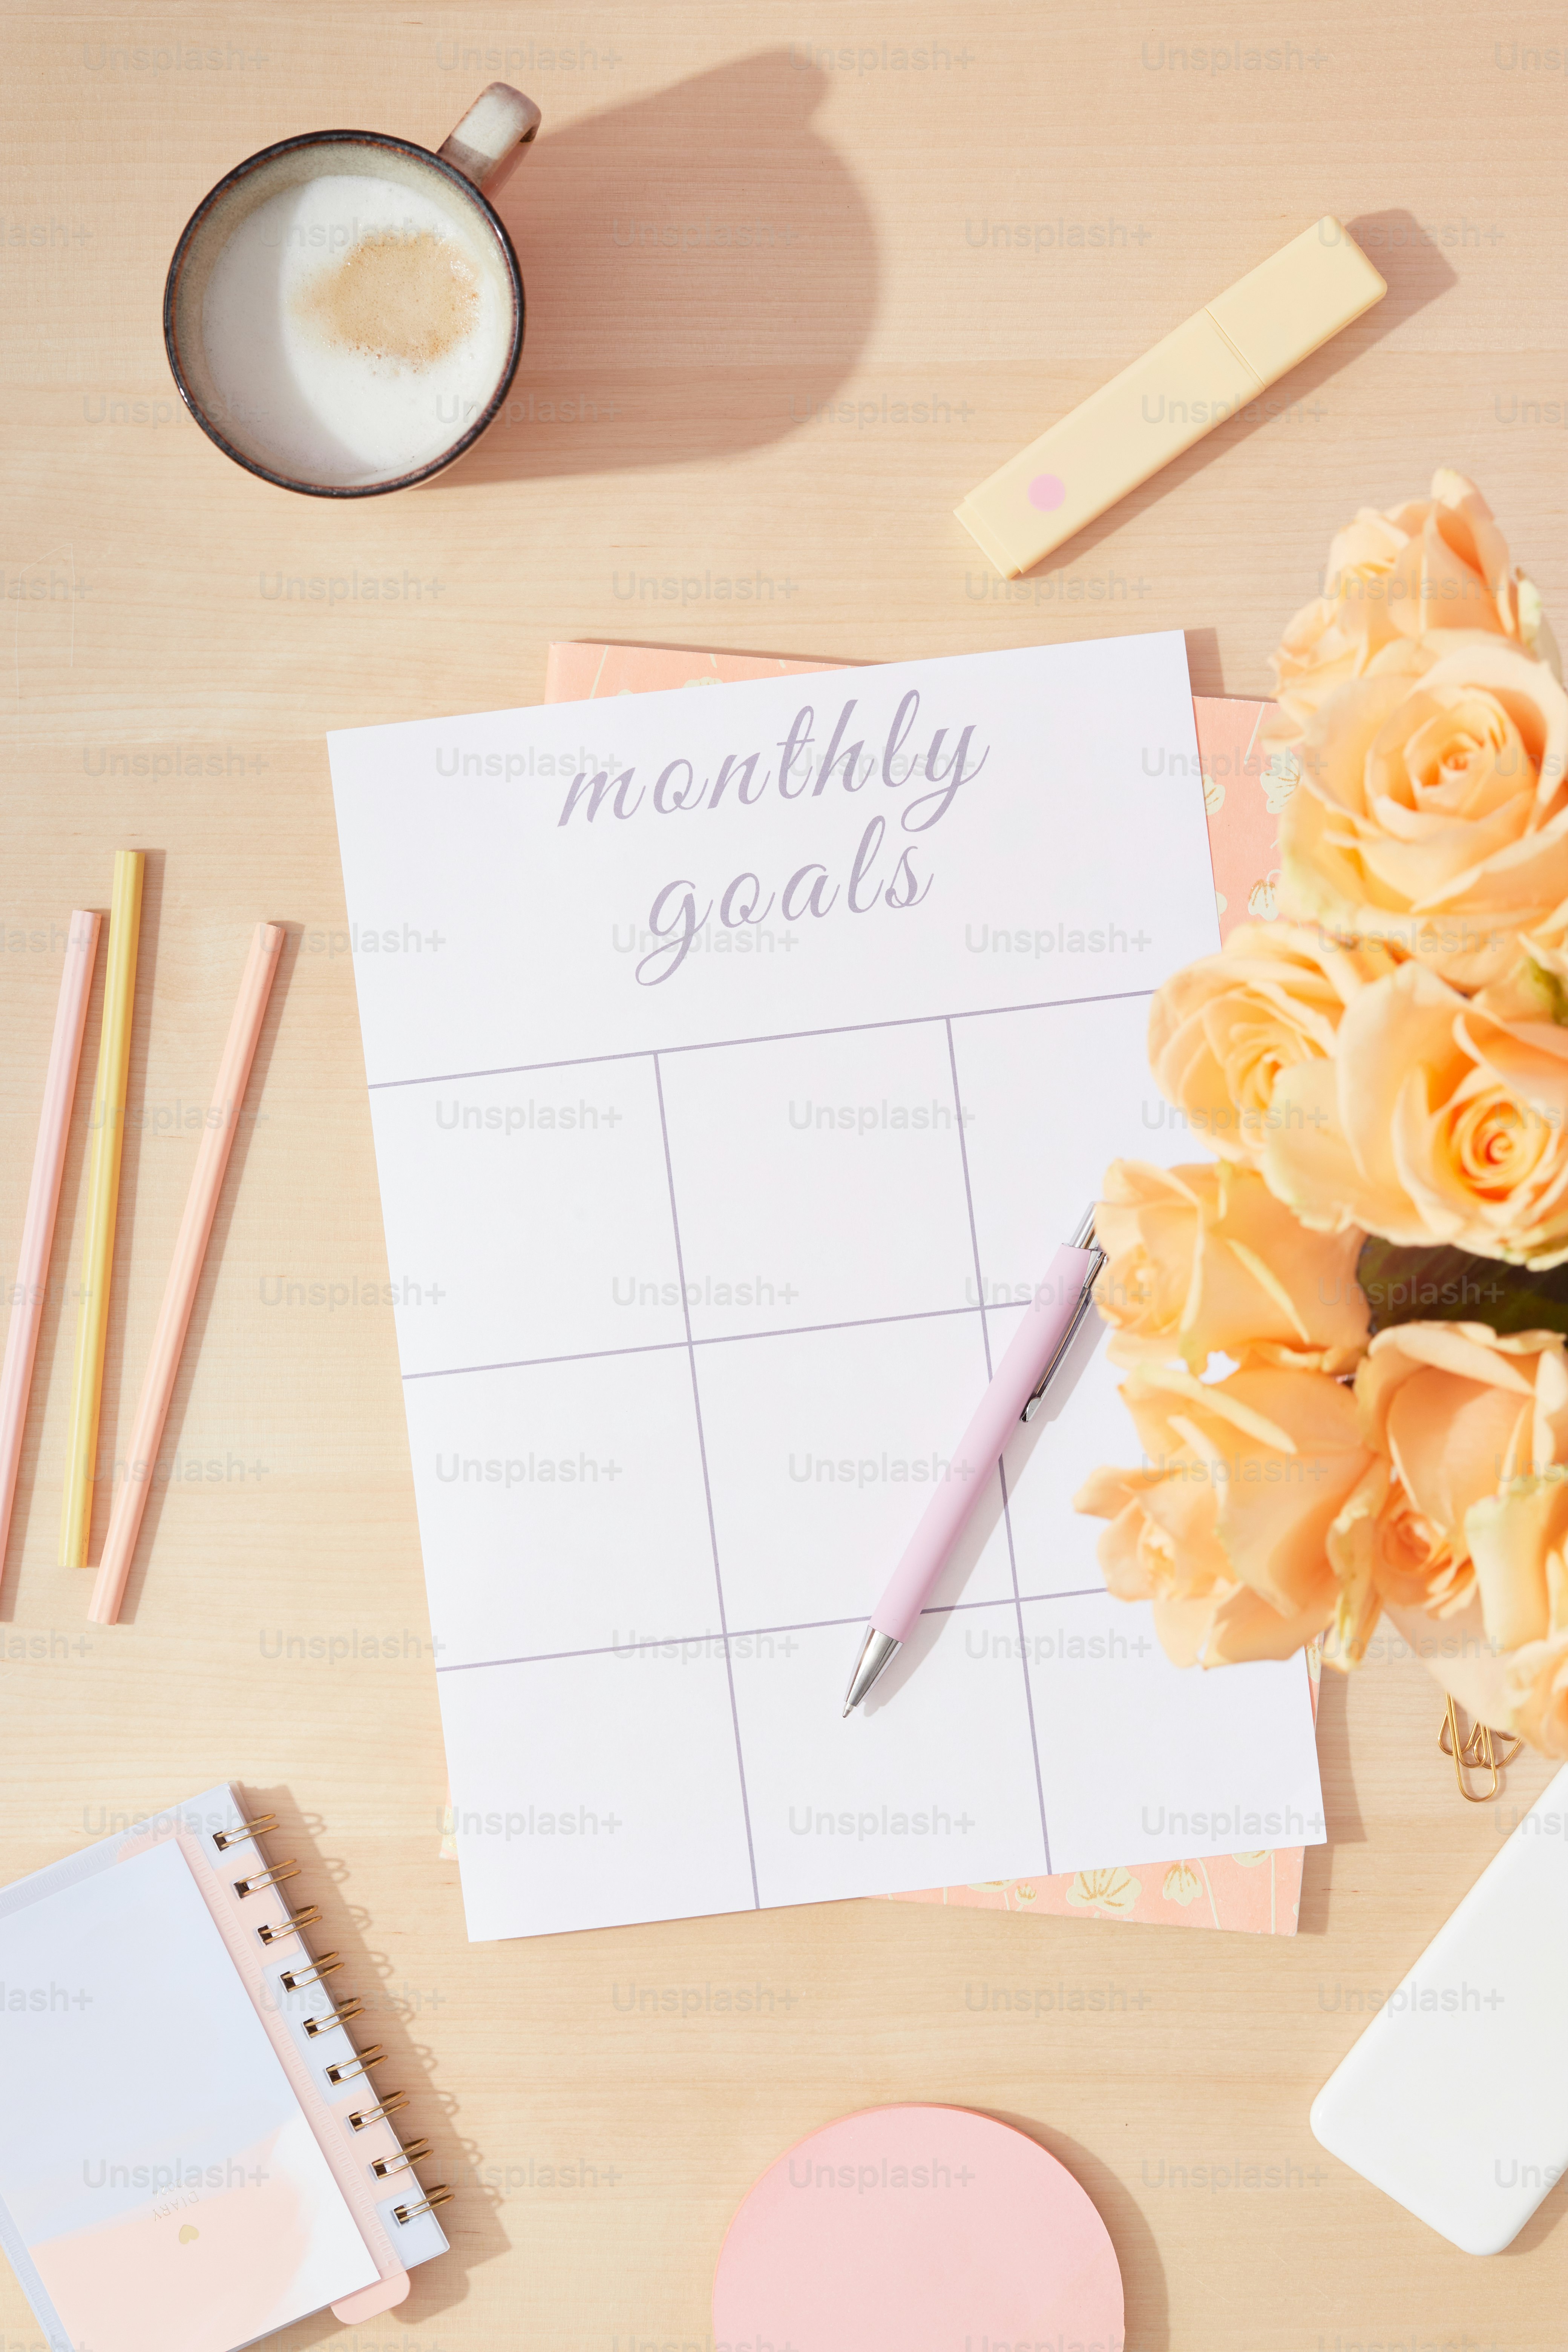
xmin=60 ymin=849 xmax=144 ymax=1565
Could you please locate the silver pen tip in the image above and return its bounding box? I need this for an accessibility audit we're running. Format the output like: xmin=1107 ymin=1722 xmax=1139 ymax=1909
xmin=842 ymin=1627 xmax=902 ymax=1715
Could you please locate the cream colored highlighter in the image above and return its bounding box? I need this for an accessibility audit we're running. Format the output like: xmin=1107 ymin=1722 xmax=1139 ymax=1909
xmin=956 ymin=215 xmax=1386 ymax=577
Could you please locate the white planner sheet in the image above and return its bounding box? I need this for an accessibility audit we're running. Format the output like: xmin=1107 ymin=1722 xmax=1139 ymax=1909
xmin=329 ymin=633 xmax=1325 ymax=1941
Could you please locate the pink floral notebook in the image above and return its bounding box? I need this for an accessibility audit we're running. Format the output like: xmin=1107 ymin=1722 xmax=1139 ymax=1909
xmin=541 ymin=637 xmax=1311 ymax=1936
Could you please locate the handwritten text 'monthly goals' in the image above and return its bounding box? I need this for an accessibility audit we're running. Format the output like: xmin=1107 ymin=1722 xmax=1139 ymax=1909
xmin=553 ymin=692 xmax=990 ymax=984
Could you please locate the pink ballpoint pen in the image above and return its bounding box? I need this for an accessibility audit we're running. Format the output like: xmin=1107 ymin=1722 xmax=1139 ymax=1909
xmin=842 ymin=1207 xmax=1106 ymax=1715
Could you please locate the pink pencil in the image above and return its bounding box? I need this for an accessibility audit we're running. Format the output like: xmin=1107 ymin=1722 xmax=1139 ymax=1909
xmin=89 ymin=922 xmax=283 ymax=1625
xmin=0 ymin=910 xmax=102 ymax=1593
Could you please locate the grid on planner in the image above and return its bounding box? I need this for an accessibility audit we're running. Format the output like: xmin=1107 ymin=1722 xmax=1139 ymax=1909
xmin=330 ymin=636 xmax=1324 ymax=1941
xmin=379 ymin=992 xmax=1320 ymax=1936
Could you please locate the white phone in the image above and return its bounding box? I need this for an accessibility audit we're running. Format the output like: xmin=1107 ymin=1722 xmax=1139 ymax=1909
xmin=1311 ymin=1763 xmax=1568 ymax=2254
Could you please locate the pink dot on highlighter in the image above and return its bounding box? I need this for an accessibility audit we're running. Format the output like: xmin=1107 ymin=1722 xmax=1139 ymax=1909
xmin=1028 ymin=472 xmax=1066 ymax=510
xmin=712 ymin=2105 xmax=1124 ymax=2352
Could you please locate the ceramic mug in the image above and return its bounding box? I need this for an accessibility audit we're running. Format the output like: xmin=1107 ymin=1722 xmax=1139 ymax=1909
xmin=163 ymin=83 xmax=540 ymax=497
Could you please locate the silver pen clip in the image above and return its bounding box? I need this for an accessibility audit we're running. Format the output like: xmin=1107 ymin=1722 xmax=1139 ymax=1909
xmin=1020 ymin=1205 xmax=1105 ymax=1424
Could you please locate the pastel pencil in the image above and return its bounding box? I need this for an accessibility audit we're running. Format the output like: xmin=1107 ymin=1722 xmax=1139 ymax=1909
xmin=60 ymin=851 xmax=143 ymax=1567
xmin=0 ymin=909 xmax=101 ymax=1590
xmin=89 ymin=921 xmax=282 ymax=1625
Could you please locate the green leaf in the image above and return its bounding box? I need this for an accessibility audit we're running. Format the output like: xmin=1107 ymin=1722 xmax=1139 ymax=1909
xmin=1520 ymin=955 xmax=1568 ymax=1025
xmin=1357 ymin=1234 xmax=1568 ymax=1337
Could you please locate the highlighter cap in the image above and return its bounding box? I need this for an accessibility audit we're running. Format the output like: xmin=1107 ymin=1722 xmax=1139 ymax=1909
xmin=1206 ymin=215 xmax=1386 ymax=383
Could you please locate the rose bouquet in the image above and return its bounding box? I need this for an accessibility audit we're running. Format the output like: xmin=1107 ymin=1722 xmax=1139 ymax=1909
xmin=1074 ymin=472 xmax=1568 ymax=1754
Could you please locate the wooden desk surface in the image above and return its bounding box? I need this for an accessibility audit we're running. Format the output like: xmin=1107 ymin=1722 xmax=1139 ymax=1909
xmin=3 ymin=4 xmax=1564 ymax=2345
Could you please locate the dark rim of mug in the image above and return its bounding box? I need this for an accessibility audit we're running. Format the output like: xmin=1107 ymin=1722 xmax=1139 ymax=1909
xmin=162 ymin=129 xmax=525 ymax=498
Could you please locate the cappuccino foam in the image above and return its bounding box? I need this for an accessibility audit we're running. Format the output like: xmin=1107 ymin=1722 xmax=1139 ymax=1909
xmin=200 ymin=173 xmax=512 ymax=485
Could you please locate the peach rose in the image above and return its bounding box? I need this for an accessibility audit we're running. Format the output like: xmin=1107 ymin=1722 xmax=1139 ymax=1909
xmin=1504 ymin=1629 xmax=1568 ymax=1756
xmin=1325 ymin=1326 xmax=1568 ymax=1665
xmin=1266 ymin=470 xmax=1555 ymax=749
xmin=1362 ymin=1592 xmax=1516 ymax=1740
xmin=1277 ymin=633 xmax=1568 ymax=988
xmin=1073 ymin=1361 xmax=1373 ymax=1667
xmin=1148 ymin=920 xmax=1398 ymax=1167
xmin=1465 ymin=1470 xmax=1568 ymax=1753
xmin=1465 ymin=1468 xmax=1568 ymax=1648
xmin=1493 ymin=901 xmax=1568 ymax=1025
xmin=1264 ymin=961 xmax=1568 ymax=1266
xmin=1092 ymin=1159 xmax=1368 ymax=1375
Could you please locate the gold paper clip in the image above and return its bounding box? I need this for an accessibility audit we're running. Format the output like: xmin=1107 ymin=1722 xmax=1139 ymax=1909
xmin=1439 ymin=1696 xmax=1524 ymax=1802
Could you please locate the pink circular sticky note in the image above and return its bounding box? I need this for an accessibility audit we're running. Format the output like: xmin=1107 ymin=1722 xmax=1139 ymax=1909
xmin=1027 ymin=472 xmax=1066 ymax=509
xmin=713 ymin=2104 xmax=1124 ymax=2351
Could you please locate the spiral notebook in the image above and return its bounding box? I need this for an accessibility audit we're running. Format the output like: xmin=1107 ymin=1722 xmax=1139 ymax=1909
xmin=0 ymin=1788 xmax=449 ymax=2352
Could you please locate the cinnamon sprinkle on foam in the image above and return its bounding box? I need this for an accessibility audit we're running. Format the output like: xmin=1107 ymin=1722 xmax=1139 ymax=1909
xmin=293 ymin=229 xmax=480 ymax=368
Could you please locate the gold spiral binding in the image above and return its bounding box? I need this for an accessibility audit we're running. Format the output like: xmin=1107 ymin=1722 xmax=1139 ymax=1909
xmin=348 ymin=2091 xmax=408 ymax=2132
xmin=326 ymin=2043 xmax=386 ymax=2085
xmin=257 ymin=1905 xmax=321 ymax=1945
xmin=303 ymin=1998 xmax=365 ymax=2038
xmin=232 ymin=1859 xmax=300 ymax=1899
xmin=278 ymin=1952 xmax=342 ymax=1991
xmin=393 ymin=2187 xmax=453 ymax=2225
xmin=223 ymin=1819 xmax=429 ymax=2199
xmin=212 ymin=1812 xmax=279 ymax=1852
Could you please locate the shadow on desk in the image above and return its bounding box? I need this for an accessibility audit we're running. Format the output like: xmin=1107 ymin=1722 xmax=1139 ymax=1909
xmin=1298 ymin=1664 xmax=1366 ymax=1936
xmin=987 ymin=2108 xmax=1169 ymax=2352
xmin=1505 ymin=2171 xmax=1568 ymax=2256
xmin=248 ymin=1782 xmax=509 ymax=2319
xmin=434 ymin=51 xmax=879 ymax=489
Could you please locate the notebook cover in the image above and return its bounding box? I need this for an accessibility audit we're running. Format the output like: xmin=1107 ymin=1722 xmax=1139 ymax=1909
xmin=540 ymin=635 xmax=1313 ymax=1937
xmin=0 ymin=1789 xmax=440 ymax=2352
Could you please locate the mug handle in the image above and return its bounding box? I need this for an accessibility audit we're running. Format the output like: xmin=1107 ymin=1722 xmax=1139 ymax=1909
xmin=437 ymin=82 xmax=541 ymax=197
